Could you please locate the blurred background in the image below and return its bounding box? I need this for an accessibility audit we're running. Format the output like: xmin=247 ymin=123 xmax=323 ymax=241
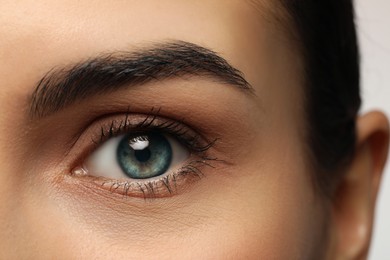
xmin=356 ymin=0 xmax=390 ymax=259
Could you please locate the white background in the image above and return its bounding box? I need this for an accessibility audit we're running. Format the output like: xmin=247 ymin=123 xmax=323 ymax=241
xmin=356 ymin=0 xmax=390 ymax=259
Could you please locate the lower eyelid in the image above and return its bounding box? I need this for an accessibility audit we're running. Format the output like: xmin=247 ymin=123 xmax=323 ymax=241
xmin=71 ymin=158 xmax=215 ymax=199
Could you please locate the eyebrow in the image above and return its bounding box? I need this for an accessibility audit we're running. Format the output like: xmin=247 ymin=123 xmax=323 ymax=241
xmin=29 ymin=41 xmax=252 ymax=119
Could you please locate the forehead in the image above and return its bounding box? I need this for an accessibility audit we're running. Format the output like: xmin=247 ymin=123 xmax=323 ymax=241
xmin=0 ymin=0 xmax=280 ymax=82
xmin=0 ymin=0 xmax=301 ymax=127
xmin=0 ymin=0 xmax=302 ymax=128
xmin=0 ymin=1 xmax=271 ymax=50
xmin=0 ymin=0 xmax=292 ymax=105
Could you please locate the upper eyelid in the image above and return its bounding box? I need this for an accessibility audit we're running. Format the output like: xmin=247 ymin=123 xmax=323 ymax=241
xmin=66 ymin=110 xmax=217 ymax=171
xmin=93 ymin=113 xmax=217 ymax=154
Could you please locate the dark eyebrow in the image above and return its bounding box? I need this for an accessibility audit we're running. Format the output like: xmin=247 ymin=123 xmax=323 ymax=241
xmin=29 ymin=40 xmax=252 ymax=119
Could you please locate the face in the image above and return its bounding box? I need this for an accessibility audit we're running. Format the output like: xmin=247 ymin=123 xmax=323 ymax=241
xmin=0 ymin=0 xmax=331 ymax=259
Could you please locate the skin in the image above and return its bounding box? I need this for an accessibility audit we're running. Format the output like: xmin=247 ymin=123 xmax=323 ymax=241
xmin=0 ymin=0 xmax=388 ymax=259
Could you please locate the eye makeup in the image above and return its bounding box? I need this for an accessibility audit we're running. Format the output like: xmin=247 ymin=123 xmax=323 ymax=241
xmin=67 ymin=108 xmax=222 ymax=199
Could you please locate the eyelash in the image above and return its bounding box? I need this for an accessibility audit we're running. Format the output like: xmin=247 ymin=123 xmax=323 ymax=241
xmin=70 ymin=108 xmax=220 ymax=199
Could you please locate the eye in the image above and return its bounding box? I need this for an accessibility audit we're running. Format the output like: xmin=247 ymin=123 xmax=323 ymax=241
xmin=83 ymin=132 xmax=190 ymax=180
xmin=69 ymin=112 xmax=220 ymax=199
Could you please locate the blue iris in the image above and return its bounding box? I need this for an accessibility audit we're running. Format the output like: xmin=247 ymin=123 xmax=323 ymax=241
xmin=117 ymin=133 xmax=173 ymax=179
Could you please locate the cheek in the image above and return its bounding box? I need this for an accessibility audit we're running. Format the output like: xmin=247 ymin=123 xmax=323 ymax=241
xmin=199 ymin=134 xmax=328 ymax=259
xmin=143 ymin=149 xmax=328 ymax=259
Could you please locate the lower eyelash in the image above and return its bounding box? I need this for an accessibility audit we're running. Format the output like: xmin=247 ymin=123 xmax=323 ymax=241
xmin=79 ymin=157 xmax=219 ymax=199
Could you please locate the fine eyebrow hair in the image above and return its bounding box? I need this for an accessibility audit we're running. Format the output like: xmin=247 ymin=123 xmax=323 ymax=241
xmin=29 ymin=41 xmax=252 ymax=119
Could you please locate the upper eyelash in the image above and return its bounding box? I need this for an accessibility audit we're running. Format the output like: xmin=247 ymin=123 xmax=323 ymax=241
xmin=93 ymin=107 xmax=218 ymax=154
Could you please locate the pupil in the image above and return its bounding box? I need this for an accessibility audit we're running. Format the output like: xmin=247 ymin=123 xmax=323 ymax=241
xmin=134 ymin=149 xmax=151 ymax=162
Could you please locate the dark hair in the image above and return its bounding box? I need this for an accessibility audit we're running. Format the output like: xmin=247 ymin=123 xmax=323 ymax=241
xmin=280 ymin=0 xmax=361 ymax=195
